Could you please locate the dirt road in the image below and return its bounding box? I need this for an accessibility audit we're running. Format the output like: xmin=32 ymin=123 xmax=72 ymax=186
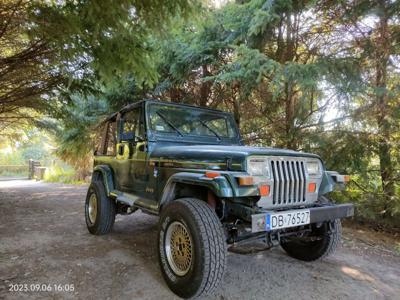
xmin=0 ymin=180 xmax=399 ymax=300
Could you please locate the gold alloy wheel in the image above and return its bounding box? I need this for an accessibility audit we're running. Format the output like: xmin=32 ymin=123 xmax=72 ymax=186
xmin=165 ymin=221 xmax=193 ymax=276
xmin=88 ymin=193 xmax=98 ymax=224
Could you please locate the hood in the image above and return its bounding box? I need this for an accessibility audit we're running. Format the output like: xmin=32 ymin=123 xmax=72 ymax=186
xmin=150 ymin=144 xmax=321 ymax=171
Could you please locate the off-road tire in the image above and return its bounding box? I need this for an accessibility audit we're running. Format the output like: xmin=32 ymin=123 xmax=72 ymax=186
xmin=85 ymin=179 xmax=116 ymax=235
xmin=158 ymin=198 xmax=227 ymax=299
xmin=281 ymin=219 xmax=342 ymax=261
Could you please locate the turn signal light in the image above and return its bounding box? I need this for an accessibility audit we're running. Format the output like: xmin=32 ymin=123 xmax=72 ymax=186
xmin=237 ymin=176 xmax=254 ymax=186
xmin=308 ymin=183 xmax=316 ymax=193
xmin=259 ymin=185 xmax=270 ymax=196
xmin=344 ymin=175 xmax=350 ymax=183
xmin=205 ymin=171 xmax=220 ymax=178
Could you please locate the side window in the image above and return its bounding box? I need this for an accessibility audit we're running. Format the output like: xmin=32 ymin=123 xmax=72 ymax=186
xmin=121 ymin=108 xmax=144 ymax=141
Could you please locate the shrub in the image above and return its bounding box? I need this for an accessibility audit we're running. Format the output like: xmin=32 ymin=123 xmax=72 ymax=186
xmin=44 ymin=165 xmax=86 ymax=184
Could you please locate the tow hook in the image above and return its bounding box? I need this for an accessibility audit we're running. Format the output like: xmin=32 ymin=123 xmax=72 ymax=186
xmin=265 ymin=231 xmax=280 ymax=247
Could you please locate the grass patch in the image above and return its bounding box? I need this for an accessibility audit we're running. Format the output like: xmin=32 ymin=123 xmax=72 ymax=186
xmin=0 ymin=170 xmax=28 ymax=177
xmin=44 ymin=165 xmax=86 ymax=184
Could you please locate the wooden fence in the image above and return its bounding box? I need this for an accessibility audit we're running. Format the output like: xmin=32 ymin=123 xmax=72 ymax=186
xmin=28 ymin=160 xmax=47 ymax=180
xmin=0 ymin=165 xmax=28 ymax=173
xmin=0 ymin=160 xmax=47 ymax=180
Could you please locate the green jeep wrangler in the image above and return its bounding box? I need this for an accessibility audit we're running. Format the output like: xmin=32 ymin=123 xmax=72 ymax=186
xmin=85 ymin=100 xmax=354 ymax=299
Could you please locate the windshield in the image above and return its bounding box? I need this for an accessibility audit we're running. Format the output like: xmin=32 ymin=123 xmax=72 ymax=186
xmin=148 ymin=104 xmax=238 ymax=140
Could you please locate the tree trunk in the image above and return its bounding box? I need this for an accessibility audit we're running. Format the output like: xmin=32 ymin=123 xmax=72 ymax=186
xmin=169 ymin=87 xmax=183 ymax=102
xmin=375 ymin=8 xmax=395 ymax=213
xmin=285 ymin=81 xmax=296 ymax=149
xmin=231 ymin=82 xmax=241 ymax=128
xmin=199 ymin=65 xmax=212 ymax=107
xmin=283 ymin=11 xmax=296 ymax=150
xmin=233 ymin=97 xmax=240 ymax=128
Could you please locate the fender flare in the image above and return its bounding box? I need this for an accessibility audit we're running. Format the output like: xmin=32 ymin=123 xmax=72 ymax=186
xmin=319 ymin=171 xmax=345 ymax=195
xmin=92 ymin=165 xmax=115 ymax=196
xmin=159 ymin=172 xmax=233 ymax=207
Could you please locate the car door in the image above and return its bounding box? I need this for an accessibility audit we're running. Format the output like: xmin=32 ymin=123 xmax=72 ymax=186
xmin=116 ymin=107 xmax=148 ymax=196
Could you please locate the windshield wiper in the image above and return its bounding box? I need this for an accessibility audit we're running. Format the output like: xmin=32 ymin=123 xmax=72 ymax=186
xmin=199 ymin=120 xmax=221 ymax=141
xmin=156 ymin=112 xmax=183 ymax=137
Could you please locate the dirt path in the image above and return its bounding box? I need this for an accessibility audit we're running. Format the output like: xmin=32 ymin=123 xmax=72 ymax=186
xmin=0 ymin=180 xmax=399 ymax=300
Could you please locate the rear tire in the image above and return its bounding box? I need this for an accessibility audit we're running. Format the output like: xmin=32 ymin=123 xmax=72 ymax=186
xmin=158 ymin=198 xmax=226 ymax=299
xmin=281 ymin=219 xmax=342 ymax=261
xmin=85 ymin=179 xmax=116 ymax=235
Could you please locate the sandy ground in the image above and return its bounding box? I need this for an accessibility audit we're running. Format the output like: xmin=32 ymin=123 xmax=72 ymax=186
xmin=0 ymin=180 xmax=399 ymax=300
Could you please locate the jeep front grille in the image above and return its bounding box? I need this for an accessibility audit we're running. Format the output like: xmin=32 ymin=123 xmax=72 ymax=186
xmin=271 ymin=159 xmax=307 ymax=205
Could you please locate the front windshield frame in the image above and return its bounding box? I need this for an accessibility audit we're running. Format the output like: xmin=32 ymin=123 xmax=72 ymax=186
xmin=145 ymin=102 xmax=241 ymax=144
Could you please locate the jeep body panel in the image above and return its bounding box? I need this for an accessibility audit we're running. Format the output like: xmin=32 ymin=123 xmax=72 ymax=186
xmin=94 ymin=143 xmax=340 ymax=208
xmin=88 ymin=99 xmax=353 ymax=294
xmin=92 ymin=99 xmax=351 ymax=220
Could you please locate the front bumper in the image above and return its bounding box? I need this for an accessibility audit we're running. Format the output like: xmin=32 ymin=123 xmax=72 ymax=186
xmin=251 ymin=203 xmax=354 ymax=233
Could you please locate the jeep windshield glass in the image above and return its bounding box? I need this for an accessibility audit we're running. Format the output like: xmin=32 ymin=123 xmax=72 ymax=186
xmin=148 ymin=104 xmax=238 ymax=139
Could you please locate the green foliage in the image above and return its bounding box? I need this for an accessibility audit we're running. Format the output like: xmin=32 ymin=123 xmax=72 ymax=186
xmin=1 ymin=0 xmax=200 ymax=132
xmin=44 ymin=165 xmax=85 ymax=185
xmin=49 ymin=94 xmax=109 ymax=180
xmin=0 ymin=129 xmax=54 ymax=164
xmin=150 ymin=0 xmax=400 ymax=227
xmin=0 ymin=128 xmax=55 ymax=177
xmin=29 ymin=0 xmax=199 ymax=86
xmin=0 ymin=151 xmax=24 ymax=165
xmin=1 ymin=0 xmax=400 ymax=229
xmin=0 ymin=168 xmax=28 ymax=177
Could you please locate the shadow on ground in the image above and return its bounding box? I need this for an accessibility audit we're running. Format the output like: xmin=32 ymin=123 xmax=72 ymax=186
xmin=0 ymin=180 xmax=399 ymax=300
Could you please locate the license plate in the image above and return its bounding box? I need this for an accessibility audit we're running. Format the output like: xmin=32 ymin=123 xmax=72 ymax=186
xmin=265 ymin=209 xmax=310 ymax=231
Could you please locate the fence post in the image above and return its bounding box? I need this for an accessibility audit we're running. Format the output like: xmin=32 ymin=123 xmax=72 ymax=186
xmin=28 ymin=159 xmax=33 ymax=179
xmin=29 ymin=160 xmax=42 ymax=180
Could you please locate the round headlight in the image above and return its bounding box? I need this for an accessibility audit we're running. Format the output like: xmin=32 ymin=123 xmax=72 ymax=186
xmin=247 ymin=158 xmax=270 ymax=177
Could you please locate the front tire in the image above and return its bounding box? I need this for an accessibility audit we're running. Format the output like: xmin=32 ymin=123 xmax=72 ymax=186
xmin=281 ymin=219 xmax=342 ymax=261
xmin=85 ymin=180 xmax=116 ymax=235
xmin=158 ymin=198 xmax=226 ymax=299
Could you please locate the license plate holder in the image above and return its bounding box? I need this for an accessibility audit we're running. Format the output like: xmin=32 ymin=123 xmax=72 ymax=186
xmin=251 ymin=209 xmax=311 ymax=232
